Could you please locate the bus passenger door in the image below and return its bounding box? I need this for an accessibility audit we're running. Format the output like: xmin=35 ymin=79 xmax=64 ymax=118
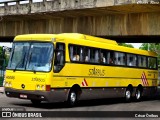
xmin=54 ymin=43 xmax=65 ymax=73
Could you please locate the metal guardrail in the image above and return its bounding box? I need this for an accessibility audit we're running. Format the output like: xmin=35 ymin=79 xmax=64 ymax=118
xmin=0 ymin=0 xmax=48 ymax=6
xmin=0 ymin=0 xmax=29 ymax=4
xmin=0 ymin=0 xmax=28 ymax=4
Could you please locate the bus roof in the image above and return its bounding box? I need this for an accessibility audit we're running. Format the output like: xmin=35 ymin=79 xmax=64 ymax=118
xmin=14 ymin=33 xmax=157 ymax=57
xmin=15 ymin=33 xmax=117 ymax=45
xmin=56 ymin=33 xmax=118 ymax=45
xmin=14 ymin=34 xmax=56 ymax=41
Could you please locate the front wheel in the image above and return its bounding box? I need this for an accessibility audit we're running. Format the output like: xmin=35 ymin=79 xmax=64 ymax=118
xmin=67 ymin=90 xmax=78 ymax=107
xmin=31 ymin=100 xmax=41 ymax=105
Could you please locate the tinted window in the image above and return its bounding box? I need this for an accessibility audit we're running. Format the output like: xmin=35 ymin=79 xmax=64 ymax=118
xmin=90 ymin=48 xmax=99 ymax=63
xmin=54 ymin=43 xmax=65 ymax=72
xmin=115 ymin=52 xmax=126 ymax=65
xmin=148 ymin=57 xmax=157 ymax=69
xmin=69 ymin=45 xmax=83 ymax=62
xmin=138 ymin=56 xmax=147 ymax=68
xmin=100 ymin=50 xmax=114 ymax=65
xmin=127 ymin=54 xmax=137 ymax=67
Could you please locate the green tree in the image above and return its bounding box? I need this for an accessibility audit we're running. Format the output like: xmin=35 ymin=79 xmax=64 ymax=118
xmin=0 ymin=47 xmax=2 ymax=57
xmin=0 ymin=47 xmax=9 ymax=69
xmin=139 ymin=43 xmax=160 ymax=52
xmin=139 ymin=43 xmax=160 ymax=65
xmin=0 ymin=47 xmax=4 ymax=69
xmin=139 ymin=43 xmax=160 ymax=51
xmin=118 ymin=43 xmax=134 ymax=48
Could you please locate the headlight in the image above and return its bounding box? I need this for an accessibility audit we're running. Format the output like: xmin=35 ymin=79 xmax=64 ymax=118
xmin=8 ymin=82 xmax=12 ymax=87
xmin=5 ymin=82 xmax=9 ymax=87
xmin=5 ymin=82 xmax=12 ymax=87
xmin=36 ymin=85 xmax=40 ymax=90
xmin=41 ymin=85 xmax=45 ymax=90
xmin=36 ymin=85 xmax=45 ymax=90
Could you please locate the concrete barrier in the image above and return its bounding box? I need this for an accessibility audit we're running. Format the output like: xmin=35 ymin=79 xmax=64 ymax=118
xmin=0 ymin=87 xmax=4 ymax=93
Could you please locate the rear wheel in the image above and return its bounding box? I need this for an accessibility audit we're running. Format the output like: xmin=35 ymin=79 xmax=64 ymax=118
xmin=125 ymin=89 xmax=132 ymax=102
xmin=67 ymin=90 xmax=78 ymax=107
xmin=135 ymin=88 xmax=142 ymax=101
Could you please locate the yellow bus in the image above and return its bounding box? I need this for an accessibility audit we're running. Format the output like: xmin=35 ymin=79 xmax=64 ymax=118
xmin=5 ymin=33 xmax=158 ymax=106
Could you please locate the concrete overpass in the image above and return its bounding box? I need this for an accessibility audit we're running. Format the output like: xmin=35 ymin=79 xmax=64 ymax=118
xmin=0 ymin=0 xmax=160 ymax=42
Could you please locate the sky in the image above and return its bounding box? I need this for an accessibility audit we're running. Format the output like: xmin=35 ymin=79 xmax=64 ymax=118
xmin=0 ymin=43 xmax=12 ymax=48
xmin=126 ymin=43 xmax=142 ymax=49
xmin=0 ymin=43 xmax=143 ymax=49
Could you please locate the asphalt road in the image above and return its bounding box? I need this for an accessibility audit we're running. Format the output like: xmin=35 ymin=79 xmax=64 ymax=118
xmin=1 ymin=89 xmax=160 ymax=120
xmin=0 ymin=88 xmax=160 ymax=120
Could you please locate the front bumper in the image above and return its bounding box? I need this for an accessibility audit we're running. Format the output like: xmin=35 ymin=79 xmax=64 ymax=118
xmin=5 ymin=87 xmax=68 ymax=103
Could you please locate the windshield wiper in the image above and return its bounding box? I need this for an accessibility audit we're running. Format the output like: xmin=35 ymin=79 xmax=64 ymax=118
xmin=9 ymin=46 xmax=15 ymax=66
xmin=27 ymin=52 xmax=32 ymax=68
xmin=14 ymin=52 xmax=26 ymax=71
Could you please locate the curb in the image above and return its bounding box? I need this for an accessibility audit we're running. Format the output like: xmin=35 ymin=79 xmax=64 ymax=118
xmin=0 ymin=87 xmax=4 ymax=93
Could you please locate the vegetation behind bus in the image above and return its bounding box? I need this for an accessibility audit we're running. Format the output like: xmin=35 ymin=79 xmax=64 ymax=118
xmin=140 ymin=43 xmax=160 ymax=65
xmin=0 ymin=46 xmax=10 ymax=86
xmin=118 ymin=43 xmax=134 ymax=48
xmin=0 ymin=47 xmax=9 ymax=67
xmin=0 ymin=47 xmax=5 ymax=86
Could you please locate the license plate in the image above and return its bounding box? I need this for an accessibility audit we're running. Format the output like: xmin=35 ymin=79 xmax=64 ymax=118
xmin=20 ymin=94 xmax=27 ymax=99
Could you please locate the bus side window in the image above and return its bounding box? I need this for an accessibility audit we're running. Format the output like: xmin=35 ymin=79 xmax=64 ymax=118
xmin=114 ymin=52 xmax=125 ymax=65
xmin=127 ymin=54 xmax=137 ymax=67
xmin=100 ymin=52 xmax=106 ymax=63
xmin=109 ymin=52 xmax=114 ymax=64
xmin=90 ymin=48 xmax=99 ymax=63
xmin=94 ymin=50 xmax=99 ymax=63
xmin=84 ymin=47 xmax=90 ymax=62
xmin=100 ymin=49 xmax=110 ymax=64
xmin=54 ymin=43 xmax=65 ymax=72
xmin=69 ymin=45 xmax=83 ymax=62
xmin=148 ymin=57 xmax=157 ymax=69
xmin=138 ymin=56 xmax=147 ymax=68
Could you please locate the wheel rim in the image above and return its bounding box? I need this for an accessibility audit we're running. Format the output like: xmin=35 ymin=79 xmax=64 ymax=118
xmin=70 ymin=92 xmax=76 ymax=103
xmin=136 ymin=90 xmax=141 ymax=100
xmin=126 ymin=90 xmax=131 ymax=99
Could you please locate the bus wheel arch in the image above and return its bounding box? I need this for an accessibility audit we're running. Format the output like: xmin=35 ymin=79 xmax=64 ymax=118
xmin=125 ymin=84 xmax=133 ymax=102
xmin=66 ymin=84 xmax=82 ymax=107
xmin=135 ymin=84 xmax=143 ymax=101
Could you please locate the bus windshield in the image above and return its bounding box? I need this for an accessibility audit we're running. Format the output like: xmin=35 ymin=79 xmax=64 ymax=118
xmin=8 ymin=42 xmax=53 ymax=72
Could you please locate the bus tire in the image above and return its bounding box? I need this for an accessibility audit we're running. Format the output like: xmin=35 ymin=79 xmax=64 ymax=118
xmin=135 ymin=88 xmax=142 ymax=101
xmin=31 ymin=100 xmax=41 ymax=105
xmin=67 ymin=90 xmax=78 ymax=107
xmin=125 ymin=88 xmax=132 ymax=102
